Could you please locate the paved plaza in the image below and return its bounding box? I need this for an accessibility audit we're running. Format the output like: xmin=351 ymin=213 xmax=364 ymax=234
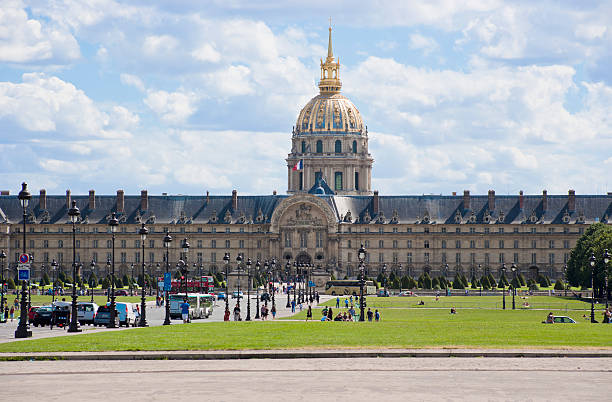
xmin=1 ymin=357 xmax=611 ymax=401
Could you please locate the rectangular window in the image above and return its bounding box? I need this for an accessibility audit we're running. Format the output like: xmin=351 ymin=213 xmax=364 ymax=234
xmin=514 ymin=227 xmax=519 ymax=233
xmin=257 ymin=240 xmax=262 ymax=249
xmin=455 ymin=227 xmax=461 ymax=234
xmin=58 ymin=252 xmax=63 ymax=262
xmin=531 ymin=253 xmax=537 ymax=264
xmin=484 ymin=227 xmax=490 ymax=234
xmin=299 ymin=171 xmax=303 ymax=191
xmin=43 ymin=252 xmax=49 ymax=262
xmin=121 ymin=240 xmax=126 ymax=248
xmin=75 ymin=240 xmax=80 ymax=248
xmin=225 ymin=227 xmax=230 ymax=233
xmin=197 ymin=240 xmax=203 ymax=249
xmin=392 ymin=240 xmax=398 ymax=249
xmin=441 ymin=227 xmax=447 ymax=233
xmin=549 ymin=253 xmax=555 ymax=264
xmin=284 ymin=232 xmax=291 ymax=248
xmin=484 ymin=240 xmax=489 ymax=249
xmin=121 ymin=252 xmax=127 ymax=263
xmin=499 ymin=253 xmax=504 ymax=263
xmin=424 ymin=240 xmax=429 ymax=249
xmin=531 ymin=227 xmax=537 ymax=234
xmin=407 ymin=252 xmax=412 ymax=263
xmin=549 ymin=227 xmax=555 ymax=233
xmin=211 ymin=252 xmax=216 ymax=263
xmin=197 ymin=252 xmax=203 ymax=263
xmin=364 ymin=240 xmax=370 ymax=248
xmin=355 ymin=172 xmax=359 ymax=191
xmin=455 ymin=253 xmax=461 ymax=263
xmin=107 ymin=240 xmax=112 ymax=248
xmin=92 ymin=240 xmax=98 ymax=248
xmin=149 ymin=240 xmax=155 ymax=248
xmin=470 ymin=253 xmax=476 ymax=264
xmin=469 ymin=227 xmax=476 ymax=233
xmin=499 ymin=228 xmax=504 ymax=234
xmin=347 ymin=252 xmax=352 ymax=262
xmin=564 ymin=253 xmax=569 ymax=263
xmin=563 ymin=240 xmax=570 ymax=249
xmin=316 ymin=232 xmax=323 ymax=248
xmin=441 ymin=253 xmax=447 ymax=263
xmin=379 ymin=240 xmax=384 ymax=248
xmin=499 ymin=240 xmax=504 ymax=249
xmin=58 ymin=240 xmax=63 ymax=248
xmin=29 ymin=240 xmax=35 ymax=249
xmin=149 ymin=252 xmax=155 ymax=262
xmin=484 ymin=253 xmax=490 ymax=265
xmin=406 ymin=228 xmax=412 ymax=233
xmin=407 ymin=240 xmax=412 ymax=249
xmin=225 ymin=240 xmax=231 ymax=249
xmin=300 ymin=233 xmax=307 ymax=248
xmin=379 ymin=253 xmax=384 ymax=263
xmin=455 ymin=240 xmax=461 ymax=249
xmin=424 ymin=253 xmax=430 ymax=263
xmin=532 ymin=240 xmax=537 ymax=249
xmin=392 ymin=227 xmax=398 ymax=233
xmin=43 ymin=240 xmax=49 ymax=248
xmin=513 ymin=253 xmax=519 ymax=263
xmin=424 ymin=227 xmax=429 ymax=233
xmin=334 ymin=172 xmax=343 ymax=191
xmin=135 ymin=240 xmax=140 ymax=249
xmin=393 ymin=253 xmax=398 ymax=263
xmin=469 ymin=240 xmax=475 ymax=249
xmin=441 ymin=240 xmax=446 ymax=249
xmin=211 ymin=240 xmax=217 ymax=249
xmin=549 ymin=240 xmax=555 ymax=249
xmin=513 ymin=240 xmax=519 ymax=249
xmin=135 ymin=252 xmax=140 ymax=263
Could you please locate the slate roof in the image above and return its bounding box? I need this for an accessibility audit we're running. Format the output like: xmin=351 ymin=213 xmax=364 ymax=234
xmin=0 ymin=193 xmax=610 ymax=225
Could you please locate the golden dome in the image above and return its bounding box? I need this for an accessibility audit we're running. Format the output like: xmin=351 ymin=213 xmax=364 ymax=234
xmin=294 ymin=26 xmax=365 ymax=136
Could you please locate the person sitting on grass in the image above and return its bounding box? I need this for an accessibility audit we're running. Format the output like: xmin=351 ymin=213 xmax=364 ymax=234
xmin=450 ymin=307 xmax=456 ymax=314
xmin=321 ymin=315 xmax=330 ymax=321
xmin=334 ymin=313 xmax=343 ymax=321
xmin=546 ymin=312 xmax=554 ymax=323
xmin=418 ymin=300 xmax=425 ymax=305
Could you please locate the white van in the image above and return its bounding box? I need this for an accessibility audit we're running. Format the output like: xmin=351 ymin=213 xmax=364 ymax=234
xmin=169 ymin=294 xmax=214 ymax=320
xmin=77 ymin=302 xmax=99 ymax=325
xmin=114 ymin=302 xmax=138 ymax=327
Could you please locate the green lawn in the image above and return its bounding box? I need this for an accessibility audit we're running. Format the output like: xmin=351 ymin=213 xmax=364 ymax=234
xmin=0 ymin=296 xmax=610 ymax=353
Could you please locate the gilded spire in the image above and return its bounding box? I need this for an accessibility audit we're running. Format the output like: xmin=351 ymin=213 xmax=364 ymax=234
xmin=319 ymin=23 xmax=341 ymax=95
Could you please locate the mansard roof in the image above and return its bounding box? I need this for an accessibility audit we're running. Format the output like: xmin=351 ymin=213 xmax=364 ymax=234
xmin=0 ymin=192 xmax=609 ymax=226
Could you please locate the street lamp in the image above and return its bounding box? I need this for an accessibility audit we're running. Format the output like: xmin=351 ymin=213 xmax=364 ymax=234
xmin=181 ymin=238 xmax=190 ymax=300
xmin=51 ymin=259 xmax=58 ymax=303
xmin=563 ymin=264 xmax=568 ymax=297
xmin=511 ymin=263 xmax=517 ymax=310
xmin=382 ymin=263 xmax=387 ymax=296
xmin=285 ymin=260 xmax=291 ymax=308
xmin=478 ymin=264 xmax=482 ymax=296
xmin=255 ymin=260 xmax=261 ymax=319
xmin=358 ymin=244 xmax=367 ymax=322
xmin=235 ymin=254 xmax=242 ymax=316
xmin=590 ymin=252 xmax=596 ymax=323
xmin=90 ymin=260 xmax=95 ymax=303
xmin=501 ymin=263 xmax=506 ymax=310
xmin=293 ymin=261 xmax=297 ymax=306
xmin=603 ymin=249 xmax=610 ymax=309
xmin=105 ymin=258 xmax=111 ymax=303
xmin=138 ymin=223 xmax=149 ymax=327
xmin=15 ymin=182 xmax=32 ymax=338
xmin=270 ymin=258 xmax=277 ymax=310
xmin=66 ymin=200 xmax=81 ymax=333
xmin=223 ymin=252 xmax=230 ymax=314
xmin=163 ymin=230 xmax=172 ymax=325
xmin=444 ymin=263 xmax=449 ymax=296
xmin=108 ymin=212 xmax=119 ymax=327
xmin=129 ymin=263 xmax=134 ymax=296
xmin=245 ymin=258 xmax=252 ymax=321
xmin=0 ymin=250 xmax=6 ymax=322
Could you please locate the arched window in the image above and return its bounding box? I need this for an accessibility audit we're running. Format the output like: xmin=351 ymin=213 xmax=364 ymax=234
xmin=301 ymin=141 xmax=306 ymax=153
xmin=335 ymin=140 xmax=342 ymax=153
xmin=352 ymin=140 xmax=357 ymax=153
xmin=316 ymin=140 xmax=323 ymax=153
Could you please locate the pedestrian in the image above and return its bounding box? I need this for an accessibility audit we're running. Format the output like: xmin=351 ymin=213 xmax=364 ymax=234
xmin=375 ymin=309 xmax=380 ymax=321
xmin=271 ymin=304 xmax=276 ymax=319
xmin=367 ymin=308 xmax=373 ymax=322
xmin=327 ymin=307 xmax=333 ymax=321
xmin=291 ymin=299 xmax=296 ymax=313
xmin=315 ymin=292 xmax=320 ymax=304
xmin=9 ymin=306 xmax=14 ymax=322
xmin=14 ymin=297 xmax=18 ymax=310
xmin=180 ymin=298 xmax=190 ymax=323
xmin=233 ymin=303 xmax=241 ymax=321
xmin=344 ymin=298 xmax=349 ymax=308
xmin=261 ymin=304 xmax=266 ymax=320
xmin=336 ymin=296 xmax=340 ymax=308
xmin=306 ymin=305 xmax=312 ymax=321
xmin=223 ymin=308 xmax=230 ymax=322
xmin=299 ymin=302 xmax=303 ymax=311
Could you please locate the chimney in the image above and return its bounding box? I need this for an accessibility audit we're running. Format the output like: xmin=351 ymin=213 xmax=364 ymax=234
xmin=140 ymin=190 xmax=148 ymax=211
xmin=231 ymin=189 xmax=238 ymax=211
xmin=273 ymin=190 xmax=277 ymax=195
xmin=463 ymin=190 xmax=470 ymax=210
xmin=373 ymin=190 xmax=379 ymax=215
xmin=88 ymin=190 xmax=95 ymax=210
xmin=66 ymin=190 xmax=71 ymax=209
xmin=519 ymin=190 xmax=524 ymax=210
xmin=488 ymin=190 xmax=495 ymax=211
xmin=40 ymin=189 xmax=47 ymax=210
xmin=568 ymin=189 xmax=576 ymax=212
xmin=116 ymin=189 xmax=124 ymax=213
xmin=542 ymin=190 xmax=548 ymax=212
xmin=206 ymin=191 xmax=210 ymax=204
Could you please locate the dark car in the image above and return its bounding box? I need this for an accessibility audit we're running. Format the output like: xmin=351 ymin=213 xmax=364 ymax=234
xmin=114 ymin=290 xmax=129 ymax=296
xmin=93 ymin=305 xmax=119 ymax=327
xmin=28 ymin=306 xmax=41 ymax=321
xmin=32 ymin=306 xmax=53 ymax=327
xmin=260 ymin=292 xmax=270 ymax=302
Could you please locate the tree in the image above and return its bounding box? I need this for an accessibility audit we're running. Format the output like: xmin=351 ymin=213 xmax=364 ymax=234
xmin=470 ymin=277 xmax=479 ymax=289
xmin=431 ymin=277 xmax=440 ymax=289
xmin=422 ymin=273 xmax=432 ymax=289
xmin=42 ymin=272 xmax=51 ymax=286
xmin=554 ymin=280 xmax=565 ymax=291
xmin=122 ymin=274 xmax=131 ymax=288
xmin=115 ymin=277 xmax=123 ymax=288
xmin=498 ymin=273 xmax=509 ymax=288
xmin=215 ymin=272 xmax=224 ymax=283
xmin=480 ymin=275 xmax=490 ymax=289
xmin=58 ymin=271 xmax=66 ymax=282
xmin=452 ymin=274 xmax=465 ymax=289
xmin=567 ymin=223 xmax=612 ymax=297
xmin=518 ymin=273 xmax=526 ymax=287
xmin=487 ymin=273 xmax=497 ymax=288
xmin=510 ymin=276 xmax=521 ymax=289
xmin=7 ymin=277 xmax=16 ymax=289
xmin=100 ymin=277 xmax=110 ymax=290
xmin=88 ymin=273 xmax=98 ymax=288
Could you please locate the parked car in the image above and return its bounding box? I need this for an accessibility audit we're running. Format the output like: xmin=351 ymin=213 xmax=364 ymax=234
xmin=77 ymin=302 xmax=99 ymax=325
xmin=376 ymin=289 xmax=390 ymax=297
xmin=93 ymin=305 xmax=119 ymax=327
xmin=114 ymin=289 xmax=129 ymax=296
xmin=260 ymin=292 xmax=271 ymax=302
xmin=114 ymin=302 xmax=138 ymax=327
xmin=398 ymin=291 xmax=416 ymax=297
xmin=216 ymin=292 xmax=226 ymax=300
xmin=232 ymin=291 xmax=244 ymax=299
xmin=31 ymin=306 xmax=53 ymax=327
xmin=543 ymin=316 xmax=576 ymax=324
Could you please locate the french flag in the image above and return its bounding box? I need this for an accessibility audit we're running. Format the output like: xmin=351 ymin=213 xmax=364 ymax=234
xmin=292 ymin=159 xmax=303 ymax=171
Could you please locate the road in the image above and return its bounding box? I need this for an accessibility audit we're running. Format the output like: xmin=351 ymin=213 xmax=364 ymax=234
xmin=1 ymin=357 xmax=610 ymax=401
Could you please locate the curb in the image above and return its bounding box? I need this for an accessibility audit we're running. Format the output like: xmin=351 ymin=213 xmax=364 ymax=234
xmin=2 ymin=349 xmax=612 ymax=361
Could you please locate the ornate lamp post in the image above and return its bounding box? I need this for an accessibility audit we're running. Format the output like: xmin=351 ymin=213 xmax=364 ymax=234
xmin=181 ymin=238 xmax=190 ymax=300
xmin=478 ymin=264 xmax=482 ymax=296
xmin=223 ymin=252 xmax=230 ymax=314
xmin=108 ymin=212 xmax=119 ymax=328
xmin=105 ymin=258 xmax=111 ymax=303
xmin=245 ymin=258 xmax=252 ymax=321
xmin=90 ymin=260 xmax=95 ymax=303
xmin=51 ymin=259 xmax=58 ymax=303
xmin=163 ymin=230 xmax=172 ymax=325
xmin=271 ymin=258 xmax=277 ymax=310
xmin=255 ymin=260 xmax=261 ymax=319
xmin=235 ymin=255 xmax=242 ymax=315
xmin=67 ymin=200 xmax=81 ymax=333
xmin=15 ymin=182 xmax=32 ymax=338
xmin=138 ymin=223 xmax=149 ymax=327
xmin=563 ymin=264 xmax=568 ymax=297
xmin=293 ymin=261 xmax=297 ymax=305
xmin=130 ymin=263 xmax=135 ymax=296
xmin=0 ymin=250 xmax=6 ymax=321
xmin=590 ymin=252 xmax=596 ymax=323
xmin=501 ymin=263 xmax=506 ymax=310
xmin=382 ymin=263 xmax=387 ymax=296
xmin=604 ymin=249 xmax=610 ymax=309
xmin=511 ymin=263 xmax=517 ymax=310
xmin=358 ymin=244 xmax=367 ymax=322
xmin=444 ymin=263 xmax=449 ymax=296
xmin=285 ymin=260 xmax=291 ymax=308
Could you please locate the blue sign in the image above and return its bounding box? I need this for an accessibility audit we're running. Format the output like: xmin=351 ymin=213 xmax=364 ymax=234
xmin=18 ymin=269 xmax=30 ymax=281
xmin=163 ymin=272 xmax=172 ymax=291
xmin=308 ymin=281 xmax=316 ymax=287
xmin=19 ymin=254 xmax=29 ymax=263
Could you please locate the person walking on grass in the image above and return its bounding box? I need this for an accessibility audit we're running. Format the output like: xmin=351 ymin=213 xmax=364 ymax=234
xmin=271 ymin=304 xmax=277 ymax=319
xmin=375 ymin=309 xmax=380 ymax=321
xmin=336 ymin=296 xmax=340 ymax=308
xmin=367 ymin=308 xmax=373 ymax=322
xmin=291 ymin=299 xmax=296 ymax=313
xmin=180 ymin=298 xmax=190 ymax=324
xmin=306 ymin=305 xmax=312 ymax=321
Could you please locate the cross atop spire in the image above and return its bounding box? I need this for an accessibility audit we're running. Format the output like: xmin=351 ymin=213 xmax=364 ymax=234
xmin=327 ymin=18 xmax=333 ymax=60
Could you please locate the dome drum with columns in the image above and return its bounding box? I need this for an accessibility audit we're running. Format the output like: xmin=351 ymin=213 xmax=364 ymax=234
xmin=287 ymin=26 xmax=373 ymax=196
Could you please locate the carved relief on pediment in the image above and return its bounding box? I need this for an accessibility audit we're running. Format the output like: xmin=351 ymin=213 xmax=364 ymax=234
xmin=281 ymin=203 xmax=325 ymax=227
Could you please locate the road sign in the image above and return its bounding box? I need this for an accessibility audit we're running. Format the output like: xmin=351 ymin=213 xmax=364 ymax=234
xmin=18 ymin=254 xmax=29 ymax=264
xmin=308 ymin=281 xmax=316 ymax=287
xmin=164 ymin=272 xmax=172 ymax=291
xmin=18 ymin=268 xmax=30 ymax=281
xmin=18 ymin=263 xmax=30 ymax=270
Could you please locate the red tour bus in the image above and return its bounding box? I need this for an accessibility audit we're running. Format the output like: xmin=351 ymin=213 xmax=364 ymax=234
xmin=165 ymin=276 xmax=214 ymax=294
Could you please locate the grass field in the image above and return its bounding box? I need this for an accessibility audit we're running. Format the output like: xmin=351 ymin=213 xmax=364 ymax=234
xmin=0 ymin=296 xmax=610 ymax=353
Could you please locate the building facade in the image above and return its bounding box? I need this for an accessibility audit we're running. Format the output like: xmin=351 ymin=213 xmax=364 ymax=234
xmin=1 ymin=28 xmax=611 ymax=285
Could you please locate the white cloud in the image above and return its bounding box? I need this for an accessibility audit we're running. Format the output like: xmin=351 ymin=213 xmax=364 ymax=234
xmin=408 ymin=34 xmax=438 ymax=55
xmin=204 ymin=65 xmax=254 ymax=97
xmin=143 ymin=34 xmax=179 ymax=56
xmin=144 ymin=89 xmax=197 ymax=124
xmin=191 ymin=43 xmax=221 ymax=63
xmin=120 ymin=73 xmax=146 ymax=91
xmin=574 ymin=24 xmax=607 ymax=41
xmin=0 ymin=0 xmax=79 ymax=63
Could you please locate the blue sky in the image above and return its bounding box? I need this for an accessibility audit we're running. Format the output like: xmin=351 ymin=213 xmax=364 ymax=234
xmin=1 ymin=0 xmax=611 ymax=197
